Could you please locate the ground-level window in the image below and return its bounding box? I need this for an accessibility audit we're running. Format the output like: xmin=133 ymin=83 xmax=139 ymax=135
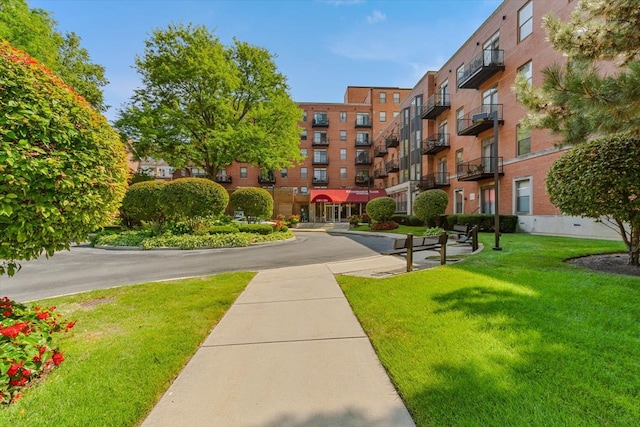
xmin=454 ymin=189 xmax=464 ymax=214
xmin=300 ymin=167 xmax=307 ymax=178
xmin=300 ymin=186 xmax=308 ymax=195
xmin=515 ymin=178 xmax=532 ymax=214
xmin=481 ymin=186 xmax=495 ymax=214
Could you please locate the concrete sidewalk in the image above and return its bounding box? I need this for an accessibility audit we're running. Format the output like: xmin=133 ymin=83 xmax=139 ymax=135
xmin=141 ymin=258 xmax=415 ymax=427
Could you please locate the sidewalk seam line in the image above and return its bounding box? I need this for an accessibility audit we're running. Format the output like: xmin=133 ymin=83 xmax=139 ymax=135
xmin=203 ymin=335 xmax=367 ymax=348
xmin=236 ymin=296 xmax=343 ymax=305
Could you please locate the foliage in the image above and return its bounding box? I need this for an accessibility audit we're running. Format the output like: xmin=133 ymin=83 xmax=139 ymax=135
xmin=236 ymin=224 xmax=274 ymax=235
xmin=0 ymin=43 xmax=129 ymax=276
xmin=277 ymin=214 xmax=299 ymax=227
xmin=129 ymin=170 xmax=156 ymax=185
xmin=229 ymin=187 xmax=273 ymax=222
xmin=0 ymin=297 xmax=75 ymax=404
xmin=442 ymin=214 xmax=518 ymax=233
xmin=163 ymin=178 xmax=229 ymax=221
xmin=339 ymin=234 xmax=636 ymax=426
xmin=546 ymin=134 xmax=640 ymax=265
xmin=391 ymin=214 xmax=424 ymax=226
xmin=116 ymin=23 xmax=303 ymax=179
xmin=366 ymin=197 xmax=396 ymax=223
xmin=0 ymin=0 xmax=108 ymax=111
xmin=423 ymin=227 xmax=443 ymax=237
xmin=413 ymin=190 xmax=448 ymax=227
xmin=120 ymin=180 xmax=166 ymax=226
xmin=370 ymin=221 xmax=399 ymax=231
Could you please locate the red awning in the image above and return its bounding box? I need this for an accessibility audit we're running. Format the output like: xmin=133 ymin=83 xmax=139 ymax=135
xmin=309 ymin=189 xmax=387 ymax=203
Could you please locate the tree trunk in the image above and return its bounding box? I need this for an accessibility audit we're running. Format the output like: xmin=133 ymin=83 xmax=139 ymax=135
xmin=630 ymin=225 xmax=639 ymax=266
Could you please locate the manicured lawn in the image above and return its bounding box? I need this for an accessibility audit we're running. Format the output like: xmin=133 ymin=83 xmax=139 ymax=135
xmin=0 ymin=273 xmax=253 ymax=426
xmin=338 ymin=233 xmax=638 ymax=426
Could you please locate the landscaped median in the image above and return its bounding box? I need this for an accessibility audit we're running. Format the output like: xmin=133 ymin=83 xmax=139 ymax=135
xmin=338 ymin=233 xmax=638 ymax=426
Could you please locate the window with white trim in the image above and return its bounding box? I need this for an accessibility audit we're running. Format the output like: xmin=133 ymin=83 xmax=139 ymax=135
xmin=518 ymin=1 xmax=533 ymax=42
xmin=515 ymin=178 xmax=531 ymax=214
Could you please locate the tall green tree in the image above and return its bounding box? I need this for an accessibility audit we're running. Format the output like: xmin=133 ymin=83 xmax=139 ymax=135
xmin=115 ymin=23 xmax=303 ymax=180
xmin=0 ymin=0 xmax=108 ymax=111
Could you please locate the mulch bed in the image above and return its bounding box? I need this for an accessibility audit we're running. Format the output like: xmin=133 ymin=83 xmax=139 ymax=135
xmin=567 ymin=253 xmax=640 ymax=277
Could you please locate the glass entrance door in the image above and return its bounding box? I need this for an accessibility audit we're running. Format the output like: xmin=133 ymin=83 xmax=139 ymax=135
xmin=324 ymin=204 xmax=341 ymax=222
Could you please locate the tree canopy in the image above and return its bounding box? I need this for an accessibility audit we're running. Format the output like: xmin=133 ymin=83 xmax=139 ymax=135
xmin=0 ymin=0 xmax=108 ymax=111
xmin=116 ymin=23 xmax=303 ymax=180
xmin=0 ymin=43 xmax=128 ymax=275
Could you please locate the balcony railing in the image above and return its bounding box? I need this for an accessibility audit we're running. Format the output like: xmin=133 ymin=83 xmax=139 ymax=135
xmin=421 ymin=93 xmax=451 ymax=120
xmin=417 ymin=173 xmax=450 ymax=190
xmin=312 ymin=156 xmax=329 ymax=165
xmin=374 ymin=144 xmax=388 ymax=157
xmin=355 ymin=153 xmax=372 ymax=165
xmin=457 ymin=156 xmax=504 ymax=181
xmin=421 ymin=133 xmax=450 ymax=155
xmin=258 ymin=175 xmax=276 ymax=185
xmin=214 ymin=175 xmax=232 ymax=184
xmin=385 ymin=135 xmax=399 ymax=147
xmin=355 ymin=118 xmax=372 ymax=128
xmin=457 ymin=104 xmax=504 ymax=136
xmin=374 ymin=166 xmax=388 ymax=178
xmin=385 ymin=159 xmax=399 ymax=173
xmin=355 ymin=175 xmax=371 ymax=186
xmin=312 ymin=177 xmax=329 ymax=185
xmin=355 ymin=137 xmax=371 ymax=147
xmin=457 ymin=49 xmax=505 ymax=89
xmin=312 ymin=137 xmax=330 ymax=146
xmin=312 ymin=118 xmax=329 ymax=127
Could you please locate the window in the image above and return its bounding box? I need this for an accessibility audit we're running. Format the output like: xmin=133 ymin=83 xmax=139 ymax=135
xmin=437 ymin=157 xmax=447 ymax=183
xmin=456 ymin=107 xmax=465 ymax=134
xmin=340 ymin=111 xmax=347 ymax=123
xmin=393 ymin=92 xmax=400 ymax=104
xmin=454 ymin=189 xmax=464 ymax=214
xmin=379 ymin=92 xmax=386 ymax=104
xmin=340 ymin=148 xmax=347 ymax=160
xmin=456 ymin=64 xmax=464 ymax=88
xmin=280 ymin=168 xmax=288 ymax=178
xmin=313 ymin=112 xmax=328 ymax=125
xmin=313 ymin=149 xmax=328 ymax=163
xmin=302 ymin=111 xmax=307 ymax=122
xmin=517 ymin=124 xmax=531 ymax=156
xmin=313 ymin=131 xmax=328 ymax=144
xmin=456 ymin=149 xmax=464 ymax=174
xmin=483 ymin=86 xmax=499 ymax=107
xmin=300 ymin=148 xmax=307 ymax=158
xmin=240 ymin=167 xmax=248 ymax=178
xmin=340 ymin=167 xmax=347 ymax=179
xmin=379 ymin=111 xmax=386 ymax=122
xmin=300 ymin=167 xmax=308 ymax=178
xmin=482 ymin=137 xmax=495 ymax=171
xmin=313 ymin=168 xmax=327 ymax=183
xmin=301 ymin=129 xmax=307 ymax=140
xmin=518 ymin=61 xmax=532 ymax=86
xmin=300 ymin=186 xmax=308 ymax=195
xmin=356 ymin=113 xmax=370 ymax=126
xmin=340 ymin=130 xmax=347 ymax=141
xmin=356 ymin=131 xmax=369 ymax=144
xmin=515 ymin=178 xmax=531 ymax=214
xmin=518 ymin=1 xmax=533 ymax=42
xmin=481 ymin=186 xmax=496 ymax=214
xmin=356 ymin=149 xmax=369 ymax=164
xmin=393 ymin=111 xmax=399 ymax=117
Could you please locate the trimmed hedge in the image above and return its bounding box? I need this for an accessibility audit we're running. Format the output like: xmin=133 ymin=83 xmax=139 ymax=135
xmin=237 ymin=224 xmax=274 ymax=235
xmin=229 ymin=187 xmax=273 ymax=222
xmin=414 ymin=189 xmax=448 ymax=227
xmin=442 ymin=214 xmax=518 ymax=233
xmin=391 ymin=214 xmax=424 ymax=226
xmin=120 ymin=180 xmax=166 ymax=226
xmin=366 ymin=197 xmax=396 ymax=222
xmin=163 ymin=178 xmax=229 ymax=221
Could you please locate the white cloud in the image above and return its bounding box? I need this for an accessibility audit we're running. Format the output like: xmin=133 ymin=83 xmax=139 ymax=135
xmin=366 ymin=10 xmax=386 ymax=24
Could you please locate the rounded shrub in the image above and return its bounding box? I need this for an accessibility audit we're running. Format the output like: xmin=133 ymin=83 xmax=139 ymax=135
xmin=414 ymin=189 xmax=448 ymax=227
xmin=229 ymin=187 xmax=273 ymax=222
xmin=121 ymin=180 xmax=166 ymax=226
xmin=0 ymin=42 xmax=128 ymax=274
xmin=163 ymin=178 xmax=229 ymax=221
xmin=366 ymin=197 xmax=396 ymax=223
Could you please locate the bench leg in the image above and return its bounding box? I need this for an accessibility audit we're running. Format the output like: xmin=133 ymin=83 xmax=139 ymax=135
xmin=440 ymin=242 xmax=446 ymax=265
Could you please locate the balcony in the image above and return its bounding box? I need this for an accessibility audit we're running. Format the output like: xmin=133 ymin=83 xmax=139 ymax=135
xmin=457 ymin=104 xmax=504 ymax=136
xmin=457 ymin=157 xmax=504 ymax=181
xmin=421 ymin=93 xmax=451 ymax=120
xmin=385 ymin=159 xmax=399 ymax=173
xmin=312 ymin=156 xmax=329 ymax=165
xmin=312 ymin=137 xmax=330 ymax=146
xmin=258 ymin=174 xmax=276 ymax=185
xmin=421 ymin=133 xmax=450 ymax=155
xmin=355 ymin=175 xmax=371 ymax=187
xmin=312 ymin=118 xmax=329 ymax=127
xmin=374 ymin=166 xmax=388 ymax=178
xmin=355 ymin=137 xmax=372 ymax=147
xmin=385 ymin=135 xmax=399 ymax=148
xmin=355 ymin=154 xmax=372 ymax=165
xmin=214 ymin=175 xmax=232 ymax=184
xmin=374 ymin=144 xmax=388 ymax=157
xmin=312 ymin=177 xmax=329 ymax=185
xmin=355 ymin=118 xmax=372 ymax=128
xmin=457 ymin=49 xmax=505 ymax=89
xmin=417 ymin=173 xmax=450 ymax=190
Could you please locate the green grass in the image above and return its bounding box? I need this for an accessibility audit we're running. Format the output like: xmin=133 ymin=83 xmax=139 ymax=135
xmin=338 ymin=233 xmax=639 ymax=427
xmin=0 ymin=272 xmax=254 ymax=426
xmin=351 ymin=224 xmax=429 ymax=235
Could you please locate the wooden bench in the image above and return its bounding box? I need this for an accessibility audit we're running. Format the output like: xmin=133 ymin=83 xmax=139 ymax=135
xmin=450 ymin=224 xmax=479 ymax=251
xmin=384 ymin=232 xmax=449 ymax=271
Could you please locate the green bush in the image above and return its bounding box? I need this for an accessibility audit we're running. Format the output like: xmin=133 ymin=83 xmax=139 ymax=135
xmin=391 ymin=214 xmax=424 ymax=226
xmin=209 ymin=225 xmax=240 ymax=234
xmin=120 ymin=180 xmax=166 ymax=226
xmin=229 ymin=187 xmax=273 ymax=222
xmin=0 ymin=43 xmax=129 ymax=275
xmin=414 ymin=189 xmax=448 ymax=227
xmin=163 ymin=178 xmax=229 ymax=221
xmin=443 ymin=214 xmax=518 ymax=233
xmin=237 ymin=224 xmax=273 ymax=235
xmin=366 ymin=197 xmax=396 ymax=223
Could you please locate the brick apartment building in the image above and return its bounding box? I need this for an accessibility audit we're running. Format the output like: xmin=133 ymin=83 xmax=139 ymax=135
xmin=140 ymin=0 xmax=619 ymax=239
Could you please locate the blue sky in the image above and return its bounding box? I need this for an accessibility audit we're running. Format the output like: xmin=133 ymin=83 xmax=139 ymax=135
xmin=30 ymin=0 xmax=502 ymax=122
